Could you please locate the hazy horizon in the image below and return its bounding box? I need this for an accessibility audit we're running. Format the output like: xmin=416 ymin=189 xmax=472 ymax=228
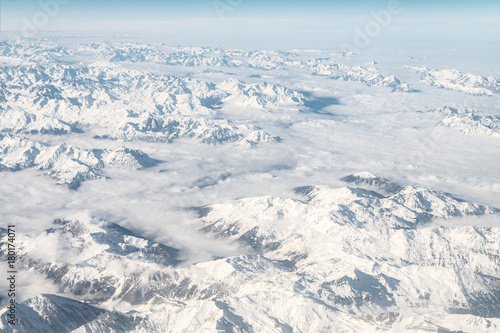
xmin=1 ymin=0 xmax=499 ymax=50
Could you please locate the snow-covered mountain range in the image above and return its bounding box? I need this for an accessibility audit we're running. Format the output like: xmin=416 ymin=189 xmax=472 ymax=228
xmin=0 ymin=63 xmax=292 ymax=145
xmin=0 ymin=134 xmax=160 ymax=188
xmin=435 ymin=106 xmax=500 ymax=137
xmin=405 ymin=66 xmax=500 ymax=96
xmin=1 ymin=173 xmax=500 ymax=332
xmin=315 ymin=64 xmax=413 ymax=92
xmin=0 ymin=38 xmax=499 ymax=332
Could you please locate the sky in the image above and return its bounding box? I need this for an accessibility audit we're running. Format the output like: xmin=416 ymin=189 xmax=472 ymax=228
xmin=1 ymin=0 xmax=499 ymax=48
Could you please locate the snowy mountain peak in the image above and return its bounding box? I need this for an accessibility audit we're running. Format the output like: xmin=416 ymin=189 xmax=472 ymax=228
xmin=198 ymin=175 xmax=499 ymax=254
xmin=0 ymin=134 xmax=160 ymax=188
xmin=44 ymin=217 xmax=181 ymax=266
xmin=340 ymin=172 xmax=403 ymax=195
xmin=315 ymin=64 xmax=413 ymax=92
xmin=435 ymin=106 xmax=500 ymax=137
xmin=0 ymin=214 xmax=182 ymax=305
xmin=0 ymin=294 xmax=135 ymax=333
xmin=405 ymin=66 xmax=500 ymax=95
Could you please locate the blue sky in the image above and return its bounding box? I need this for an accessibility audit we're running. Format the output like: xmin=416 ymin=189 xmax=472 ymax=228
xmin=2 ymin=0 xmax=500 ymax=19
xmin=4 ymin=0 xmax=500 ymax=24
xmin=1 ymin=0 xmax=499 ymax=48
